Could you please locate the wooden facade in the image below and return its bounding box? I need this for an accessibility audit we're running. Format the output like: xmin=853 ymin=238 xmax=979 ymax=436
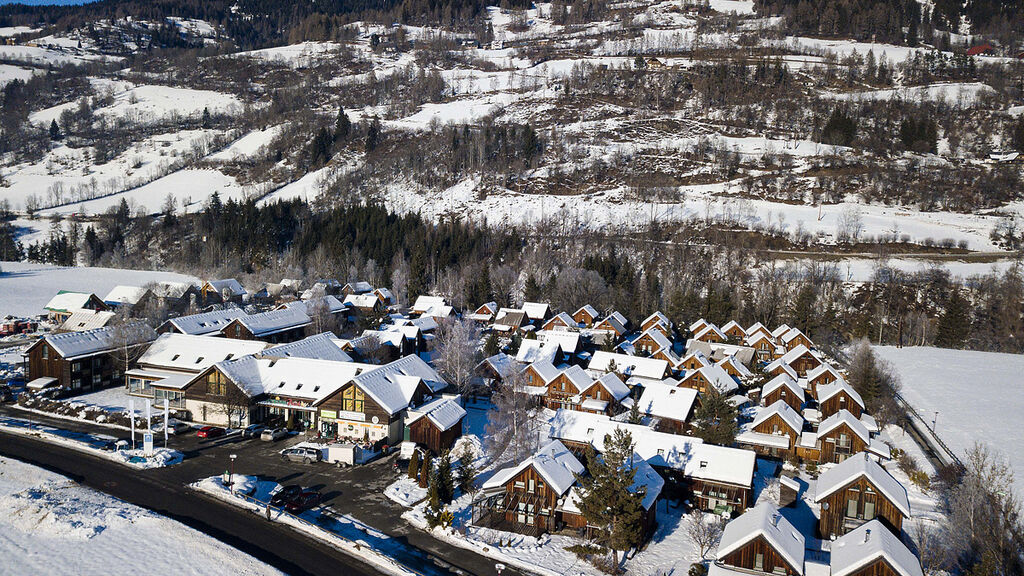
xmin=807 ymin=370 xmax=840 ymax=398
xmin=820 ymin=391 xmax=863 ymax=419
xmin=786 ymin=350 xmax=822 ymax=376
xmin=24 ymin=339 xmax=117 ymax=394
xmin=764 ymin=386 xmax=802 ymax=412
xmin=221 ymin=319 xmax=307 ymax=344
xmin=679 ymin=370 xmax=719 ymax=395
xmin=840 ymin=557 xmax=909 ymax=576
xmin=572 ymin=308 xmax=596 ymax=326
xmin=694 ymin=330 xmax=724 ymax=343
xmin=692 ymin=478 xmax=751 ymax=515
xmin=722 ymin=324 xmax=746 ymax=340
xmin=486 ymin=465 xmax=563 ymax=534
xmin=817 ymin=477 xmax=905 ymax=539
xmin=408 ymin=414 xmax=463 ymax=455
xmin=317 ymin=380 xmax=414 ymax=444
xmin=182 ymin=366 xmax=257 ymax=426
xmin=783 ymin=332 xmax=812 ymax=351
xmin=543 ymin=371 xmax=584 ymax=411
xmin=680 ymin=354 xmax=710 ymax=371
xmin=718 ymin=535 xmax=801 ymax=576
xmin=633 ymin=332 xmax=666 ymax=355
xmin=818 ymin=424 xmax=867 ymax=464
xmin=751 ymin=414 xmax=799 ymax=457
xmin=542 ymin=316 xmax=574 ymax=331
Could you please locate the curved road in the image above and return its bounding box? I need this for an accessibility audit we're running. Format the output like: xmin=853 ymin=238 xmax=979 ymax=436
xmin=1 ymin=430 xmax=381 ymax=576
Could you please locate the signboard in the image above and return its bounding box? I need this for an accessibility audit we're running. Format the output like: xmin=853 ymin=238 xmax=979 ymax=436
xmin=143 ymin=432 xmax=154 ymax=455
xmin=320 ymin=410 xmax=337 ymax=419
xmin=336 ymin=410 xmax=366 ymax=422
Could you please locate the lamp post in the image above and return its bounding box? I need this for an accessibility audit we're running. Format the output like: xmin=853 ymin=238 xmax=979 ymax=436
xmin=229 ymin=454 xmax=237 ymax=490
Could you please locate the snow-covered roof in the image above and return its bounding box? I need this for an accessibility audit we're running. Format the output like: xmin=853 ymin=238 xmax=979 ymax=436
xmin=806 ymin=362 xmax=843 ymax=383
xmin=831 ymin=520 xmax=922 ymax=576
xmin=42 ymin=323 xmax=156 ymax=360
xmin=205 ymin=278 xmax=246 ymax=297
xmin=574 ymin=305 xmax=598 ymax=319
xmin=521 ymin=301 xmax=550 ymax=321
xmin=684 ymin=443 xmax=757 ymax=488
xmin=753 ymin=400 xmax=804 ymax=434
xmin=720 ymin=320 xmax=743 ymax=334
xmin=343 ymin=293 xmax=380 ymax=309
xmin=589 ymin=351 xmax=668 ymax=380
xmin=283 ymin=295 xmax=346 ymax=315
xmin=737 ymin=426 xmax=792 ymax=449
xmin=103 ymin=285 xmax=149 ymax=306
xmin=780 ymin=327 xmax=807 ymax=343
xmin=151 ymin=281 xmax=196 ymax=299
xmin=746 ymin=321 xmax=769 ymax=336
xmin=44 ymin=291 xmax=98 ymax=313
xmin=776 ymin=344 xmax=819 ymax=367
xmin=693 ymin=324 xmax=727 ymax=341
xmin=516 ymin=339 xmax=561 ymax=364
xmin=548 ymin=410 xmax=704 ymax=471
xmin=765 ymin=359 xmax=798 ymax=381
xmin=406 ymin=396 xmax=466 ymax=432
xmin=138 ymin=333 xmax=267 ymax=372
xmin=564 ymin=453 xmax=663 ymax=514
xmin=544 ymin=311 xmax=576 ymax=329
xmin=483 ymin=440 xmax=584 ymax=495
xmin=261 ymin=332 xmax=353 ymax=362
xmin=718 ymin=355 xmax=753 ymax=378
xmin=817 ymin=409 xmax=870 ymax=444
xmin=584 ymin=372 xmax=631 ymax=402
xmin=594 ymin=314 xmax=626 ymax=334
xmin=236 ymin=307 xmax=311 ymax=336
xmin=642 ymin=311 xmax=671 ymax=329
xmin=680 ymin=350 xmax=711 ymax=368
xmin=560 ymin=364 xmax=593 ymax=393
xmin=374 ymin=287 xmax=395 ymax=304
xmin=690 ymin=364 xmax=739 ymax=394
xmin=411 ymin=295 xmax=447 ymax=313
xmin=688 ymin=318 xmax=709 ymax=332
xmin=215 ymin=356 xmax=369 ymax=401
xmin=528 ymin=359 xmax=561 ymax=384
xmin=493 ymin=308 xmax=527 ymax=330
xmin=744 ymin=331 xmax=775 ymax=346
xmin=815 ymin=452 xmax=911 ymax=517
xmin=351 ymin=354 xmax=449 ymax=414
xmin=164 ymin=308 xmax=246 ymax=335
xmin=537 ymin=330 xmax=581 ymax=354
xmin=771 ymin=324 xmax=791 ymax=338
xmin=632 ymin=382 xmax=698 ymax=421
xmin=59 ymin=310 xmax=116 ymax=331
xmin=762 ymin=374 xmax=805 ymax=403
xmin=478 ymin=353 xmax=518 ymax=379
xmin=280 ymin=278 xmax=303 ymax=290
xmin=344 ymin=281 xmax=373 ymax=294
xmin=817 ymin=380 xmax=864 ymax=409
xmin=125 ymin=368 xmax=196 ymax=390
xmin=637 ymin=326 xmax=673 ymax=351
xmin=716 ymin=504 xmax=804 ymax=574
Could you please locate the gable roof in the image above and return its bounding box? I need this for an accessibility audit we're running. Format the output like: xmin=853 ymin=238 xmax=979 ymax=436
xmin=594 ymin=314 xmax=626 ymax=335
xmin=744 ymin=331 xmax=775 ymax=347
xmin=235 ymin=307 xmax=311 ymax=336
xmin=151 ymin=281 xmax=197 ymax=299
xmin=746 ymin=321 xmax=769 ymax=336
xmin=679 ymin=349 xmax=711 ymax=368
xmin=163 ymin=308 xmax=247 ymax=336
xmin=59 ymin=310 xmax=116 ymax=332
xmin=583 ymin=372 xmax=630 ymax=402
xmin=718 ymin=355 xmax=753 ymax=378
xmin=521 ymin=301 xmax=550 ymax=321
xmin=559 ymin=364 xmax=593 ymax=393
xmin=494 ymin=308 xmax=527 ymax=331
xmin=261 ymin=332 xmax=353 ymax=362
xmin=720 ymin=320 xmax=743 ymax=334
xmin=103 ymin=285 xmax=149 ymax=306
xmin=636 ymin=326 xmax=673 ymax=351
xmin=771 ymin=324 xmax=792 ymax=338
xmin=214 ymin=356 xmax=369 ymax=401
xmin=589 ymin=351 xmax=669 ymax=381
xmin=544 ymin=312 xmax=576 ymax=329
xmin=537 ymin=330 xmax=581 ymax=354
xmin=780 ymin=326 xmax=807 ymax=343
xmin=642 ymin=311 xmax=671 ymax=329
xmin=817 ymin=379 xmax=864 ymax=408
xmin=527 ymin=359 xmax=561 ymax=384
xmin=412 ymin=295 xmax=447 ymax=313
xmin=693 ymin=323 xmax=726 ymax=341
xmin=138 ymin=333 xmax=267 ymax=372
xmin=350 ymin=354 xmax=449 ymax=414
xmin=343 ymin=293 xmax=382 ymax=309
xmin=831 ymin=520 xmax=923 ymax=576
xmin=815 ymin=452 xmax=911 ymax=517
xmin=478 ymin=353 xmax=518 ymax=379
xmin=753 ymin=400 xmax=804 ymax=434
xmin=483 ymin=439 xmax=584 ymax=495
xmin=684 ymin=443 xmax=757 ymax=488
xmin=806 ymin=362 xmax=843 ymax=383
xmin=343 ymin=281 xmax=373 ymax=294
xmin=688 ymin=364 xmax=739 ymax=394
xmin=688 ymin=318 xmax=709 ymax=332
xmin=41 ymin=323 xmax=156 ymax=360
xmin=762 ymin=374 xmax=804 ymax=403
xmin=282 ymin=295 xmax=346 ymax=315
xmin=406 ymin=397 xmax=467 ymax=432
xmin=44 ymin=291 xmax=99 ymax=313
xmin=516 ymin=339 xmax=561 ymax=364
xmin=631 ymin=382 xmax=698 ymax=421
xmin=817 ymin=409 xmax=870 ymax=444
xmin=716 ymin=504 xmax=804 ymax=575
xmin=205 ymin=278 xmax=246 ymax=297
xmin=574 ymin=305 xmax=599 ymax=319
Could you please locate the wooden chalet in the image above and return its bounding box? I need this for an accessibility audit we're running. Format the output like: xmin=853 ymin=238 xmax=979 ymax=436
xmin=815 ymin=410 xmax=872 ymax=464
xmin=157 ymin=308 xmax=247 ymax=336
xmin=151 ymin=282 xmax=202 ymax=314
xmin=342 ymin=281 xmax=374 ymax=296
xmin=630 ymin=382 xmax=698 ymax=434
xmin=222 ymin=307 xmax=310 ymax=344
xmin=693 ymin=324 xmax=727 ymax=344
xmin=467 ymin=301 xmax=498 ymax=322
xmin=745 ymin=332 xmax=778 ymax=361
xmin=766 ymin=345 xmax=822 ymax=377
xmin=761 ymin=375 xmax=804 ymax=413
xmin=201 ymin=278 xmax=247 ymax=306
xmin=806 ymin=363 xmax=844 ymax=399
xmin=817 ymin=380 xmax=865 ymax=419
xmin=592 ymin=314 xmax=627 ymax=339
xmin=541 ymin=312 xmax=577 ymax=332
xmin=43 ymin=291 xmax=108 ymax=323
xmin=778 ymin=327 xmax=812 ymax=351
xmin=404 ymin=397 xmax=466 ymax=455
xmin=679 ymin=364 xmax=738 ymax=395
xmin=679 ymin=350 xmax=712 ymax=371
xmin=493 ymin=308 xmax=528 ymax=335
xmin=830 ymin=520 xmax=924 ymax=576
xmin=713 ymin=504 xmax=804 ymax=576
xmin=815 ymin=452 xmax=911 ymax=539
xmin=641 ymin=311 xmax=672 ymax=335
xmin=343 ymin=293 xmax=386 ymax=314
xmin=23 ymin=324 xmax=156 ymax=395
xmin=102 ymin=285 xmax=155 ymax=312
xmin=742 ymin=401 xmax=803 ymax=458
xmin=720 ymin=320 xmax=746 ymax=341
xmin=745 ymin=322 xmax=772 ymax=341
xmin=688 ymin=318 xmax=711 ymax=335
xmin=542 ymin=364 xmax=593 ymax=411
xmin=718 ymin=355 xmax=752 ymax=380
xmin=572 ymin=305 xmax=599 ymax=327
xmin=632 ymin=326 xmax=673 ymax=356
xmin=575 ymin=372 xmax=630 ymax=415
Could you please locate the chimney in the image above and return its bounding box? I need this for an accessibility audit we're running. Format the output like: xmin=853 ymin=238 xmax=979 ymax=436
xmin=771 ymin=514 xmax=779 ymax=527
xmin=864 ymin=529 xmax=871 ymax=544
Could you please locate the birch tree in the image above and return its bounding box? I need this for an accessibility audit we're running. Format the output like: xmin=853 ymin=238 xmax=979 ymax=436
xmin=434 ymin=317 xmax=481 ymax=398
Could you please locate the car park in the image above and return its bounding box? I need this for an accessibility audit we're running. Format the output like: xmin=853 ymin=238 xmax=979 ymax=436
xmin=260 ymin=427 xmax=288 ymax=442
xmin=242 ymin=424 xmax=267 ymax=438
xmin=196 ymin=426 xmax=225 ymax=439
xmin=283 ymin=490 xmax=321 ymax=513
xmin=280 ymin=446 xmax=322 ymax=464
xmin=269 ymin=484 xmax=303 ymax=507
xmin=151 ymin=420 xmax=191 ymax=435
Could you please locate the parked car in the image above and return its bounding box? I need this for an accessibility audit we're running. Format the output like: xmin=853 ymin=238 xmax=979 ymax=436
xmin=280 ymin=446 xmax=322 ymax=464
xmin=269 ymin=484 xmax=303 ymax=507
xmin=242 ymin=424 xmax=267 ymax=439
xmin=151 ymin=420 xmax=191 ymax=435
xmin=196 ymin=426 xmax=225 ymax=439
xmin=283 ymin=490 xmax=321 ymax=513
xmin=260 ymin=428 xmax=288 ymax=442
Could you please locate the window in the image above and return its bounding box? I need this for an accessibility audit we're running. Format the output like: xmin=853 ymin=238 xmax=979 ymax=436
xmin=42 ymin=346 xmax=49 ymax=360
xmin=754 ymin=553 xmax=764 ymax=571
xmin=234 ymin=325 xmax=241 ymax=337
xmin=342 ymin=387 xmax=365 ymax=412
xmin=528 ymin=479 xmax=535 ymax=493
xmin=93 ymin=373 xmax=102 ymax=385
xmin=171 ymin=354 xmax=180 ymax=361
xmin=72 ymin=362 xmax=81 ymax=373
xmin=838 ymin=433 xmax=850 ymax=448
xmin=71 ymin=378 xmax=81 ymax=389
xmin=206 ymin=372 xmax=227 ymax=396
xmin=846 ymin=498 xmax=858 ymax=518
xmin=864 ymin=499 xmax=875 ymax=520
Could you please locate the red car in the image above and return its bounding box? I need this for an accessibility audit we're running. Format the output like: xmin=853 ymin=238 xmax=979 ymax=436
xmin=284 ymin=490 xmax=321 ymax=513
xmin=196 ymin=426 xmax=225 ymax=438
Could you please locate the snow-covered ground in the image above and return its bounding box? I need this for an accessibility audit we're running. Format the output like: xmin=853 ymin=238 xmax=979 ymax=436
xmin=796 ymin=256 xmax=1021 ymax=283
xmin=0 ymin=457 xmax=282 ymax=576
xmin=874 ymin=345 xmax=1024 ymax=494
xmin=0 ymin=261 xmax=198 ymax=318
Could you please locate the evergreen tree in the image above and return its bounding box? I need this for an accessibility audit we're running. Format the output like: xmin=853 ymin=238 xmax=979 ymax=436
xmin=508 ymin=332 xmax=522 ymax=355
xmin=523 ymin=274 xmax=542 ymax=302
xmin=408 ymin=449 xmax=421 ymax=479
xmin=821 ymin=108 xmax=856 ymax=146
xmin=692 ymin=388 xmax=738 ymax=446
xmin=365 ymin=116 xmax=381 ymax=152
xmin=436 ymin=450 xmax=454 ymax=504
xmin=49 ymin=119 xmax=61 ymax=141
xmin=627 ymin=399 xmax=643 ymax=424
xmin=790 ymin=284 xmax=817 ymax=334
xmin=935 ymin=289 xmax=970 ymax=348
xmin=425 ymin=464 xmax=443 ymax=528
xmin=457 ymin=448 xmax=477 ymax=495
xmin=576 ymin=429 xmax=646 ymax=562
xmin=483 ymin=333 xmax=499 ymax=357
xmin=201 ymin=107 xmax=211 ymax=129
xmin=419 ymin=453 xmax=432 ymax=488
xmin=335 ymin=105 xmax=351 ymax=141
xmin=1012 ymin=117 xmax=1024 ymax=153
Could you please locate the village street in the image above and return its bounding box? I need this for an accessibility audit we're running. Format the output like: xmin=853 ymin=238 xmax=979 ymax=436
xmin=0 ymin=406 xmax=522 ymax=576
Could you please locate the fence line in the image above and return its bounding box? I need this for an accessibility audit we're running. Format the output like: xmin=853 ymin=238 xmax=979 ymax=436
xmin=894 ymin=392 xmax=963 ymax=468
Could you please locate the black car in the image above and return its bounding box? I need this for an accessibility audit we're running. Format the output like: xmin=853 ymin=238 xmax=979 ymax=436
xmin=270 ymin=485 xmax=303 ymax=507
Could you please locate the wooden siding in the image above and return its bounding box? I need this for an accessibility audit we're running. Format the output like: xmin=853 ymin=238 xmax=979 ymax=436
xmin=572 ymin=310 xmax=595 ymax=326
xmin=718 ymin=535 xmax=800 ymax=575
xmin=764 ymin=387 xmax=803 ymax=412
xmin=25 ymin=340 xmax=118 ymax=394
xmin=817 ymin=476 xmax=905 ymax=539
xmin=818 ymin=424 xmax=867 ymax=464
xmin=820 ymin=392 xmax=863 ymax=419
xmin=692 ymin=479 xmax=750 ymax=514
xmin=409 ymin=415 xmax=462 ymax=455
xmin=787 ymin=351 xmax=821 ymax=376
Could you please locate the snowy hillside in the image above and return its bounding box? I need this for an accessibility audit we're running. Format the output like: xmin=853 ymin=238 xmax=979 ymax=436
xmin=0 ymin=456 xmax=283 ymax=576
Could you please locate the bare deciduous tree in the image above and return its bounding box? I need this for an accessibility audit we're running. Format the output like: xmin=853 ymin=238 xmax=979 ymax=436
xmin=686 ymin=509 xmax=724 ymax=559
xmin=485 ymin=370 xmax=542 ymax=466
xmin=433 ymin=317 xmax=481 ymax=398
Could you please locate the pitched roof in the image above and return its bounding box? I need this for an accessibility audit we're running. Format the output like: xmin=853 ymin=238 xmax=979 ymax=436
xmin=564 ymin=453 xmax=664 ymax=514
xmin=746 ymin=321 xmax=769 ymax=335
xmin=720 ymin=320 xmax=743 ymax=334
xmin=282 ymin=295 xmax=346 ymax=315
xmin=42 ymin=323 xmax=156 ymax=360
xmin=753 ymin=400 xmax=804 ymax=434
xmin=516 ymin=339 xmax=561 ymax=364
xmin=151 ymin=281 xmax=196 ymax=299
xmin=594 ymin=314 xmax=626 ymax=335
xmin=537 ymin=330 xmax=581 ymax=354
xmin=261 ymin=332 xmax=353 ymax=362
xmin=689 ymin=364 xmax=739 ymax=394
xmin=215 ymin=356 xmax=369 ymax=401
xmin=584 ymin=372 xmax=630 ymax=402
xmin=494 ymin=308 xmax=527 ymax=330
xmin=477 ymin=353 xmax=518 ymax=379
xmin=771 ymin=324 xmax=792 ymax=338
xmin=815 ymin=452 xmax=911 ymax=517
xmin=817 ymin=409 xmax=870 ymax=444
xmin=718 ymin=355 xmax=753 ymax=378
xmin=637 ymin=326 xmax=673 ymax=351
xmin=560 ymin=364 xmax=593 ymax=393
xmin=350 ymin=354 xmax=449 ymax=414
xmin=544 ymin=311 xmax=576 ymax=329
xmin=44 ymin=291 xmax=98 ymax=313
xmin=688 ymin=318 xmax=709 ymax=332
xmin=693 ymin=323 xmax=726 ymax=341
xmin=412 ymin=295 xmax=447 ymax=313
xmin=235 ymin=307 xmax=311 ymax=336
xmin=59 ymin=310 xmax=116 ymax=332
xmin=138 ymin=333 xmax=267 ymax=372
xmin=344 ymin=281 xmax=373 ymax=294
xmin=205 ymin=278 xmax=246 ymax=297
xmin=831 ymin=520 xmax=923 ymax=576
xmin=817 ymin=379 xmax=864 ymax=408
xmin=574 ymin=305 xmax=599 ymax=319
xmin=806 ymin=361 xmax=843 ymax=383
xmin=528 ymin=359 xmax=561 ymax=384
xmin=521 ymin=301 xmax=550 ymax=321
xmin=631 ymin=381 xmax=698 ymax=421
xmin=684 ymin=443 xmax=757 ymax=488
xmin=642 ymin=311 xmax=670 ymax=329
xmin=343 ymin=293 xmax=382 ymax=309
xmin=483 ymin=440 xmax=584 ymax=495
xmin=406 ymin=396 xmax=467 ymax=432
xmin=780 ymin=326 xmax=807 ymax=343
xmin=716 ymin=504 xmax=804 ymax=575
xmin=762 ymin=374 xmax=804 ymax=403
xmin=164 ymin=308 xmax=247 ymax=335
xmin=103 ymin=285 xmax=149 ymax=306
xmin=589 ymin=351 xmax=669 ymax=381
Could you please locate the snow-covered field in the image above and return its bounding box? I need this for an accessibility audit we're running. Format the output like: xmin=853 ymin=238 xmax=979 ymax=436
xmin=797 ymin=256 xmax=1021 ymax=283
xmin=874 ymin=346 xmax=1024 ymax=493
xmin=0 ymin=457 xmax=282 ymax=576
xmin=0 ymin=261 xmax=198 ymax=318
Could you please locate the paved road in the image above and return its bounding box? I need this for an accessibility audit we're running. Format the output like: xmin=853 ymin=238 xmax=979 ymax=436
xmin=0 ymin=406 xmax=521 ymax=576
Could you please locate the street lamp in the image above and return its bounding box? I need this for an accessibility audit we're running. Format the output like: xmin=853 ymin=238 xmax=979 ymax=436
xmin=229 ymin=454 xmax=238 ymax=490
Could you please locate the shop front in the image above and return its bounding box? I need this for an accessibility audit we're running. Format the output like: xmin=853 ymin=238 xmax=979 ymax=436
xmin=259 ymin=397 xmax=317 ymax=430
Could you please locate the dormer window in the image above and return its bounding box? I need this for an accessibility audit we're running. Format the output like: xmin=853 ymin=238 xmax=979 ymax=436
xmin=699 ymin=461 xmax=708 ymax=468
xmin=171 ymin=354 xmax=180 ymax=361
xmin=296 ymin=384 xmax=302 ymax=390
xmin=225 ymin=354 xmax=233 ymax=361
xmin=195 ymin=357 xmax=204 ymax=364
xmin=314 ymin=386 xmax=320 ymax=392
xmin=278 ymin=382 xmax=285 ymax=388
